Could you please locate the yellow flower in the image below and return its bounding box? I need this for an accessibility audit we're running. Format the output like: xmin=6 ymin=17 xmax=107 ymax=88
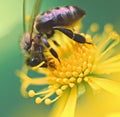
xmin=17 ymin=23 xmax=120 ymax=117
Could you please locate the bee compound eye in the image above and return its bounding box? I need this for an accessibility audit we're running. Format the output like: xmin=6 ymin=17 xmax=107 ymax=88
xmin=26 ymin=57 xmax=40 ymax=67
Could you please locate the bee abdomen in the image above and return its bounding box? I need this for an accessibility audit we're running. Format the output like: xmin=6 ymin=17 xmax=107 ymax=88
xmin=35 ymin=6 xmax=85 ymax=33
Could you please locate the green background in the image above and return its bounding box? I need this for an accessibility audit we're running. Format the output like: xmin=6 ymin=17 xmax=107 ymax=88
xmin=0 ymin=0 xmax=120 ymax=117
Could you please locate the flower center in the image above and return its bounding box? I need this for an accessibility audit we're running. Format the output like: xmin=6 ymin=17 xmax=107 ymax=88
xmin=28 ymin=34 xmax=95 ymax=105
xmin=48 ymin=42 xmax=95 ymax=86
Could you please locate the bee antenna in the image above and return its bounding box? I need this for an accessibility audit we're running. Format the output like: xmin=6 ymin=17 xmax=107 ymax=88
xmin=23 ymin=0 xmax=26 ymax=33
xmin=29 ymin=0 xmax=42 ymax=40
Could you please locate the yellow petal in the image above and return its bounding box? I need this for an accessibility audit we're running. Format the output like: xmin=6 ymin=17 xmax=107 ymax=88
xmin=61 ymin=86 xmax=77 ymax=117
xmin=50 ymin=86 xmax=77 ymax=117
xmin=106 ymin=112 xmax=120 ymax=117
xmin=17 ymin=70 xmax=48 ymax=97
xmin=49 ymin=90 xmax=70 ymax=117
xmin=90 ymin=77 xmax=120 ymax=96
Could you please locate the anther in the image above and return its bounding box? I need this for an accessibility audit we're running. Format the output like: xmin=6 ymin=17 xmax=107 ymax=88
xmin=56 ymin=78 xmax=61 ymax=83
xmin=45 ymin=98 xmax=52 ymax=105
xmin=66 ymin=71 xmax=72 ymax=77
xmin=59 ymin=72 xmax=65 ymax=77
xmin=88 ymin=63 xmax=92 ymax=68
xmin=90 ymin=23 xmax=99 ymax=32
xmin=35 ymin=97 xmax=42 ymax=104
xmin=61 ymin=85 xmax=68 ymax=90
xmin=63 ymin=78 xmax=69 ymax=84
xmin=28 ymin=90 xmax=35 ymax=97
xmin=88 ymin=56 xmax=92 ymax=62
xmin=69 ymin=77 xmax=76 ymax=82
xmin=56 ymin=89 xmax=63 ymax=95
xmin=72 ymin=71 xmax=79 ymax=77
xmin=76 ymin=66 xmax=82 ymax=72
xmin=79 ymin=73 xmax=84 ymax=78
xmin=83 ymin=61 xmax=87 ymax=70
xmin=77 ymin=78 xmax=82 ymax=83
xmin=69 ymin=83 xmax=75 ymax=88
xmin=66 ymin=64 xmax=72 ymax=71
xmin=84 ymin=77 xmax=90 ymax=82
xmin=53 ymin=84 xmax=59 ymax=89
xmin=84 ymin=69 xmax=90 ymax=76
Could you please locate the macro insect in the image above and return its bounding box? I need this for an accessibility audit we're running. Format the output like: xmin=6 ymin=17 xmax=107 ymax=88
xmin=21 ymin=0 xmax=91 ymax=68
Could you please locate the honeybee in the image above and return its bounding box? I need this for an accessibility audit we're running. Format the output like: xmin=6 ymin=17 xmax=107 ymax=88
xmin=21 ymin=0 xmax=91 ymax=68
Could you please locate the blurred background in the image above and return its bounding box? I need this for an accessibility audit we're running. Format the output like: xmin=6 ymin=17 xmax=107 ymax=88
xmin=0 ymin=0 xmax=120 ymax=117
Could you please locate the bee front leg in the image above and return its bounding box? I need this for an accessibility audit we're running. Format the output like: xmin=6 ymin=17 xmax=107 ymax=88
xmin=41 ymin=36 xmax=60 ymax=63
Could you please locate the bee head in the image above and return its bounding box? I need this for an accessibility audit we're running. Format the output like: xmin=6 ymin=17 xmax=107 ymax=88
xmin=26 ymin=56 xmax=47 ymax=67
xmin=21 ymin=33 xmax=32 ymax=52
xmin=26 ymin=56 xmax=41 ymax=67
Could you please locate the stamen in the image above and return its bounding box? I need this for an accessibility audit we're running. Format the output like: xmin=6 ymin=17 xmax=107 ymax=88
xmin=28 ymin=90 xmax=35 ymax=97
xmin=82 ymin=61 xmax=88 ymax=71
xmin=63 ymin=78 xmax=69 ymax=84
xmin=45 ymin=96 xmax=60 ymax=105
xmin=90 ymin=23 xmax=99 ymax=32
xmin=79 ymin=73 xmax=84 ymax=78
xmin=56 ymin=89 xmax=63 ymax=96
xmin=84 ymin=69 xmax=90 ymax=76
xmin=61 ymin=85 xmax=68 ymax=90
xmin=44 ymin=98 xmax=52 ymax=105
xmin=69 ymin=83 xmax=75 ymax=88
xmin=69 ymin=77 xmax=76 ymax=82
xmin=66 ymin=71 xmax=72 ymax=77
xmin=104 ymin=23 xmax=113 ymax=33
xmin=72 ymin=71 xmax=79 ymax=77
xmin=35 ymin=97 xmax=42 ymax=104
xmin=77 ymin=78 xmax=82 ymax=83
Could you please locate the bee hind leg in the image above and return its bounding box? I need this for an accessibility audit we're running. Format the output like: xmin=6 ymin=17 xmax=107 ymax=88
xmin=52 ymin=27 xmax=92 ymax=44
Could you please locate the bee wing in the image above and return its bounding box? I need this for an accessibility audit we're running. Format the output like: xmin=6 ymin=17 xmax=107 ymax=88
xmin=23 ymin=0 xmax=42 ymax=33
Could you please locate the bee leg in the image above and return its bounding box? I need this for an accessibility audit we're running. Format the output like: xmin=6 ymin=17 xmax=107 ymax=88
xmin=41 ymin=36 xmax=60 ymax=63
xmin=46 ymin=30 xmax=55 ymax=38
xmin=52 ymin=27 xmax=92 ymax=44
